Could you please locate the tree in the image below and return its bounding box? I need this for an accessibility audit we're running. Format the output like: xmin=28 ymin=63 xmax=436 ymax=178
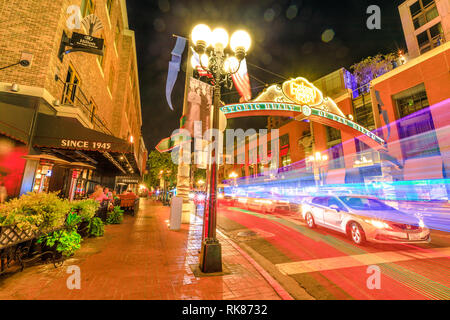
xmin=144 ymin=150 xmax=178 ymax=189
xmin=350 ymin=52 xmax=398 ymax=89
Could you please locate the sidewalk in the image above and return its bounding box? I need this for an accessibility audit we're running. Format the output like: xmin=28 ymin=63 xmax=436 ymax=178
xmin=0 ymin=199 xmax=286 ymax=300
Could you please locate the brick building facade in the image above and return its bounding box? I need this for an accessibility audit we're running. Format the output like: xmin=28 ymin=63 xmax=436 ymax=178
xmin=0 ymin=0 xmax=147 ymax=198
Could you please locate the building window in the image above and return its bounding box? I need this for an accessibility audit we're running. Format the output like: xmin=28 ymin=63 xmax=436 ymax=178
xmin=395 ymin=84 xmax=429 ymax=118
xmin=106 ymin=0 xmax=113 ymax=15
xmin=416 ymin=22 xmax=444 ymax=54
xmin=326 ymin=126 xmax=341 ymax=144
xmin=280 ymin=134 xmax=289 ymax=148
xmin=410 ymin=0 xmax=437 ymax=29
xmin=281 ymin=154 xmax=291 ymax=167
xmin=89 ymin=100 xmax=98 ymax=123
xmin=394 ymin=84 xmax=440 ymax=159
xmin=353 ymin=94 xmax=375 ymax=131
xmin=62 ymin=65 xmax=80 ymax=104
xmin=81 ymin=0 xmax=95 ymax=17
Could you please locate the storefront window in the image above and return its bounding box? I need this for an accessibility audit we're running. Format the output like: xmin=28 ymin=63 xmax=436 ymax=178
xmin=33 ymin=164 xmax=53 ymax=193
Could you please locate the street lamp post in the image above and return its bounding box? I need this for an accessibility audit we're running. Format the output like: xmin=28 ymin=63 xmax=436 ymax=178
xmin=191 ymin=24 xmax=251 ymax=273
xmin=308 ymin=152 xmax=328 ymax=187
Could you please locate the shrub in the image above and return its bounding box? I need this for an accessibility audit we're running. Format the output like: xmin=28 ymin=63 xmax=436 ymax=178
xmin=37 ymin=230 xmax=82 ymax=257
xmin=88 ymin=217 xmax=104 ymax=237
xmin=0 ymin=192 xmax=70 ymax=232
xmin=71 ymin=199 xmax=99 ymax=220
xmin=106 ymin=206 xmax=124 ymax=225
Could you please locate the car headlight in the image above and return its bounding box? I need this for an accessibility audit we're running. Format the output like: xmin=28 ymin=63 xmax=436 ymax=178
xmin=218 ymin=194 xmax=224 ymax=199
xmin=419 ymin=219 xmax=425 ymax=228
xmin=365 ymin=219 xmax=391 ymax=229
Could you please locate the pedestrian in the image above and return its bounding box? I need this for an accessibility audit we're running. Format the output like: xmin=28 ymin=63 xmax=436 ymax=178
xmin=104 ymin=187 xmax=113 ymax=200
xmin=0 ymin=181 xmax=7 ymax=204
xmin=90 ymin=185 xmax=108 ymax=203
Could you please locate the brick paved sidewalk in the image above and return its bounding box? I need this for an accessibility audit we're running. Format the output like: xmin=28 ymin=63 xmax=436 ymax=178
xmin=0 ymin=199 xmax=285 ymax=300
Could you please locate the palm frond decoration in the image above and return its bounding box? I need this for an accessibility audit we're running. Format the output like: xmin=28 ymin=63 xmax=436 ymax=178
xmin=81 ymin=14 xmax=103 ymax=36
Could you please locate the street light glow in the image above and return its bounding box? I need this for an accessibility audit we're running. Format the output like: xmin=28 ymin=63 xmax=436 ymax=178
xmin=230 ymin=30 xmax=251 ymax=52
xmin=191 ymin=24 xmax=212 ymax=48
xmin=229 ymin=172 xmax=238 ymax=179
xmin=211 ymin=28 xmax=229 ymax=50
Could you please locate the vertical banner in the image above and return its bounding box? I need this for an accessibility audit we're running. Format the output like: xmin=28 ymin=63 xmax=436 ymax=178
xmin=182 ymin=77 xmax=213 ymax=137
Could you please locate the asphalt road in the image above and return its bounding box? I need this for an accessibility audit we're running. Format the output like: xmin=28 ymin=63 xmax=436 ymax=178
xmin=216 ymin=204 xmax=450 ymax=300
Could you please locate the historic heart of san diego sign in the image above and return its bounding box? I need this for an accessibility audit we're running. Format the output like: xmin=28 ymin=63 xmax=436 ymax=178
xmin=220 ymin=77 xmax=386 ymax=150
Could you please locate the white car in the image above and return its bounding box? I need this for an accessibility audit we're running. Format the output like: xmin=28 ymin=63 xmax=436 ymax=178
xmin=301 ymin=195 xmax=430 ymax=245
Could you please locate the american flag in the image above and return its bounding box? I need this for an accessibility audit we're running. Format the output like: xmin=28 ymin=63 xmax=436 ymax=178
xmin=231 ymin=58 xmax=251 ymax=102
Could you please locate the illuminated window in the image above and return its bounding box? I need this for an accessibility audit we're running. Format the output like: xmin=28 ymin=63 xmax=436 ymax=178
xmin=62 ymin=65 xmax=81 ymax=104
xmin=281 ymin=154 xmax=291 ymax=167
xmin=81 ymin=0 xmax=95 ymax=17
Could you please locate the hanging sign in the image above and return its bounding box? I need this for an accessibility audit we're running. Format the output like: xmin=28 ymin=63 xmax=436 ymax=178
xmin=70 ymin=32 xmax=104 ymax=56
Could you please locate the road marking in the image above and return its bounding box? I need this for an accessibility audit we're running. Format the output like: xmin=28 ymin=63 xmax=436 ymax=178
xmin=275 ymin=247 xmax=450 ymax=275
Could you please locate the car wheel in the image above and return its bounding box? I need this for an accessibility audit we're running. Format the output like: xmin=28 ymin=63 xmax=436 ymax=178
xmin=305 ymin=212 xmax=316 ymax=228
xmin=349 ymin=222 xmax=366 ymax=245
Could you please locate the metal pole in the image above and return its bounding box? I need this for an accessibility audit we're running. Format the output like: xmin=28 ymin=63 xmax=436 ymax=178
xmin=199 ymin=70 xmax=222 ymax=273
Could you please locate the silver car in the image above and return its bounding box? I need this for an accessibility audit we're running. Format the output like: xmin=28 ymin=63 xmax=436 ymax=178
xmin=301 ymin=195 xmax=431 ymax=245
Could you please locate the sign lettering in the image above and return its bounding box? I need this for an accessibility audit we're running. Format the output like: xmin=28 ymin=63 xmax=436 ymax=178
xmin=61 ymin=139 xmax=112 ymax=150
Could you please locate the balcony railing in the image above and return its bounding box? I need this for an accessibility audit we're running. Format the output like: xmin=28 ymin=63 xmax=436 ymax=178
xmin=58 ymin=80 xmax=113 ymax=136
xmin=419 ymin=33 xmax=446 ymax=54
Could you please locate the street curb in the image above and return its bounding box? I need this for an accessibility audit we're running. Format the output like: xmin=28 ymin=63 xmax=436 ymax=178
xmin=217 ymin=229 xmax=295 ymax=300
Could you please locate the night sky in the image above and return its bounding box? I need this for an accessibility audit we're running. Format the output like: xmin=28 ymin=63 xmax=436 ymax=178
xmin=126 ymin=0 xmax=406 ymax=150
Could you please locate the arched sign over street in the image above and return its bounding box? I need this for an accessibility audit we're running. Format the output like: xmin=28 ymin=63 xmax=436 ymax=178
xmin=220 ymin=77 xmax=386 ymax=150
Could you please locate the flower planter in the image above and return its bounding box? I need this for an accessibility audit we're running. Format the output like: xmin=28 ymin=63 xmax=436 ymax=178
xmin=0 ymin=225 xmax=37 ymax=250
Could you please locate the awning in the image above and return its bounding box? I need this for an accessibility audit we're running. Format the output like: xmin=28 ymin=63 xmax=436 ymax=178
xmin=32 ymin=114 xmax=139 ymax=175
xmin=326 ymin=168 xmax=346 ymax=185
xmin=403 ymin=156 xmax=443 ymax=181
xmin=33 ymin=113 xmax=132 ymax=154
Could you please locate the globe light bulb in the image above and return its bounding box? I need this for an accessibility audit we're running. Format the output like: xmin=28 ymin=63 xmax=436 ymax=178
xmin=224 ymin=56 xmax=239 ymax=73
xmin=211 ymin=28 xmax=229 ymax=50
xmin=230 ymin=30 xmax=251 ymax=52
xmin=191 ymin=24 xmax=212 ymax=47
